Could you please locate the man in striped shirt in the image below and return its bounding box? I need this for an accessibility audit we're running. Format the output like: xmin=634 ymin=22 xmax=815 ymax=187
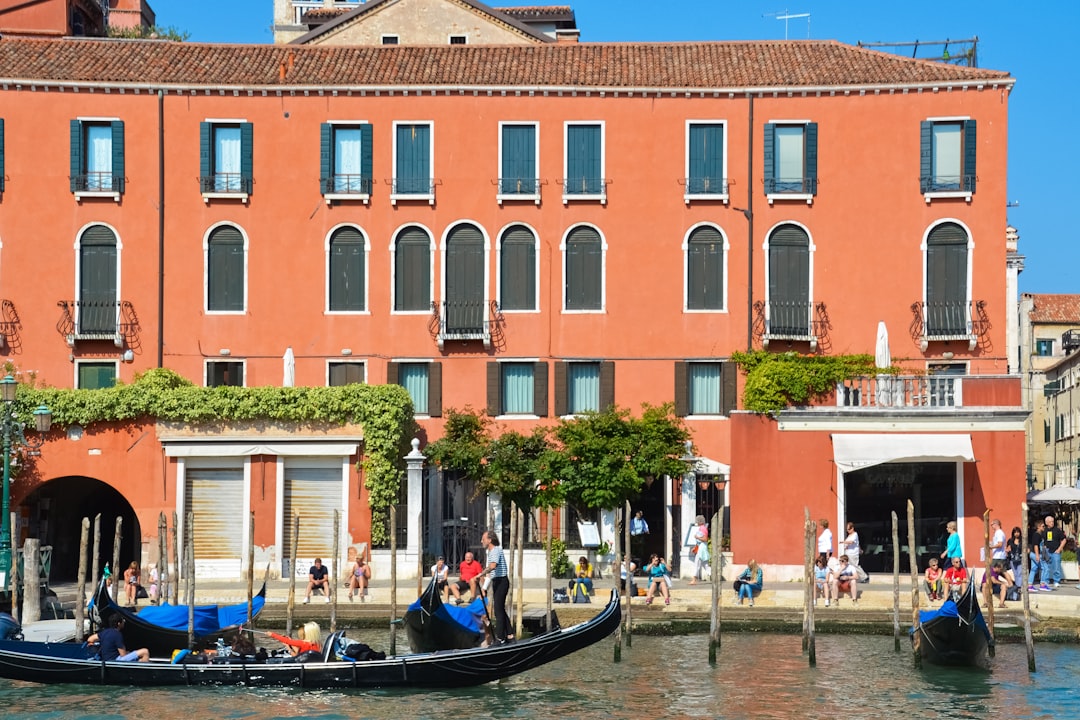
xmin=479 ymin=530 xmax=511 ymax=643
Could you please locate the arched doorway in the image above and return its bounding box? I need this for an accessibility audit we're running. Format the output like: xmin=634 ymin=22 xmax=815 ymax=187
xmin=19 ymin=476 xmax=140 ymax=583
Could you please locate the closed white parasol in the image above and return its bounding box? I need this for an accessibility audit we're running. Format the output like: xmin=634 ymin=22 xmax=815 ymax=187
xmin=283 ymin=347 xmax=295 ymax=387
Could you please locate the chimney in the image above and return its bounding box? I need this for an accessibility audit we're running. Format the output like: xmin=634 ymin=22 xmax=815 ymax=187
xmin=555 ymin=29 xmax=580 ymax=44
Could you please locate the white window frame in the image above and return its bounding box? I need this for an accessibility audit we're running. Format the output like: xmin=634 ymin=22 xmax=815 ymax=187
xmin=498 ymin=359 xmax=540 ymax=418
xmin=201 ymin=118 xmax=250 ymax=204
xmin=391 ymin=120 xmax=435 ymax=205
xmin=204 ymin=358 xmax=247 ymax=388
xmin=326 ymin=360 xmax=367 ymax=386
xmin=74 ymin=359 xmax=119 ymax=389
xmin=560 ymin=223 xmax=607 ymax=314
xmin=686 ymin=360 xmax=724 ymax=418
xmin=393 ymin=358 xmax=433 ymax=417
xmin=562 ymin=121 xmax=606 ymax=205
xmin=448 ymin=34 xmax=468 ymax=45
xmin=923 ymin=115 xmax=973 ymax=204
xmin=389 ymin=223 xmax=435 ymax=316
xmin=761 ymin=220 xmax=817 ymax=349
xmin=73 ymin=221 xmax=123 ymax=344
xmin=919 ymin=218 xmax=975 ymax=351
xmin=381 ymin=34 xmax=400 ymax=45
xmin=766 ymin=119 xmax=814 ymax=206
xmin=684 ymin=119 xmax=729 ymax=205
xmin=563 ymin=360 xmax=602 ymax=417
xmin=497 ymin=121 xmax=541 ymax=205
xmin=324 ymin=223 xmax=371 ymax=315
xmin=74 ymin=116 xmax=122 ymax=202
xmin=682 ymin=222 xmax=730 ymax=314
xmin=203 ymin=221 xmax=249 ymax=315
xmin=323 ymin=121 xmax=371 ymax=205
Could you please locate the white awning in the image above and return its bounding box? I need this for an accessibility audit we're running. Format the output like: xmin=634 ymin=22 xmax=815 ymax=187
xmin=832 ymin=434 xmax=974 ymax=473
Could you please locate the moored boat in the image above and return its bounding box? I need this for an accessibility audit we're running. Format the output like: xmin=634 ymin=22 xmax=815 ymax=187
xmin=911 ymin=578 xmax=993 ymax=668
xmin=0 ymin=590 xmax=620 ymax=688
xmin=402 ymin=577 xmax=488 ymax=652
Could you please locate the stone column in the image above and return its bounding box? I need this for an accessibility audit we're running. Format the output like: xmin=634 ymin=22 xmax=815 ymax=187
xmin=405 ymin=438 xmax=425 ymax=576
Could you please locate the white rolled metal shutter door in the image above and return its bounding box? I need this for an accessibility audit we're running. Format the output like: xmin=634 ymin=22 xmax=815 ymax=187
xmin=185 ymin=465 xmax=245 ymax=573
xmin=282 ymin=458 xmax=342 ymax=576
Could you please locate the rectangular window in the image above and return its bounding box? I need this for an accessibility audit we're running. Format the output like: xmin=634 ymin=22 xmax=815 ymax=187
xmin=1036 ymin=339 xmax=1054 ymax=356
xmin=381 ymin=34 xmax=399 ymax=45
xmin=328 ymin=361 xmax=365 ymax=386
xmin=563 ymin=122 xmax=605 ymax=202
xmin=399 ymin=363 xmax=429 ymax=414
xmin=70 ymin=119 xmax=124 ymax=195
xmin=501 ymin=363 xmax=535 ymax=415
xmin=206 ymin=360 xmax=245 ymax=387
xmin=449 ymin=34 xmax=467 ymax=44
xmin=675 ymin=361 xmax=737 ymax=417
xmin=920 ymin=119 xmax=976 ymax=196
xmin=568 ymin=362 xmax=600 ymax=414
xmin=76 ymin=361 xmax=117 ymax=390
xmin=392 ymin=122 xmax=433 ymax=200
xmin=686 ymin=122 xmax=727 ymax=198
xmin=498 ymin=123 xmax=539 ymax=199
xmin=320 ymin=123 xmax=373 ymax=198
xmin=763 ymin=122 xmax=818 ymax=199
xmin=200 ymin=121 xmax=253 ymax=196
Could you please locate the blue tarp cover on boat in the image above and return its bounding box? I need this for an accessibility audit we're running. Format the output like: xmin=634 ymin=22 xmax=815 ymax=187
xmin=134 ymin=595 xmax=266 ymax=637
xmin=406 ymin=595 xmax=487 ymax=634
xmin=911 ymin=597 xmax=991 ymax=641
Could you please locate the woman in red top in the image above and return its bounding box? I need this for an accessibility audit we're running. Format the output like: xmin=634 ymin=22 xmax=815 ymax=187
xmin=267 ymin=621 xmax=322 ymax=656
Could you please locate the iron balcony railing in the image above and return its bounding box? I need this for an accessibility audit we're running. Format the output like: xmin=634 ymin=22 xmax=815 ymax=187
xmin=436 ymin=300 xmax=495 ymax=349
xmin=73 ymin=172 xmax=124 ymax=194
xmin=919 ymin=174 xmax=976 ymax=194
xmin=321 ymin=175 xmax=373 ymax=195
xmin=1062 ymin=329 xmax=1080 ymax=354
xmin=837 ymin=375 xmax=962 ymax=408
xmin=199 ymin=173 xmax=252 ymax=194
xmin=765 ymin=177 xmax=817 ymax=194
xmin=922 ymin=300 xmax=973 ymax=338
xmin=391 ymin=177 xmax=435 ymax=195
xmin=562 ymin=177 xmax=607 ymax=195
xmin=765 ymin=300 xmax=813 ymax=337
xmin=498 ymin=177 xmax=539 ymax=195
xmin=57 ymin=299 xmax=140 ymax=347
xmin=684 ymin=176 xmax=729 ymax=195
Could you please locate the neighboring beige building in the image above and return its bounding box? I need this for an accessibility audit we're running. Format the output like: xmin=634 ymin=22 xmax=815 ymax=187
xmin=1020 ymin=293 xmax=1080 ymax=488
xmin=273 ymin=0 xmax=577 ymax=45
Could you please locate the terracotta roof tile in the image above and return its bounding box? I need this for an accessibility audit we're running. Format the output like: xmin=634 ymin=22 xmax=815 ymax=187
xmin=495 ymin=5 xmax=573 ymax=18
xmin=1027 ymin=294 xmax=1080 ymax=324
xmin=0 ymin=37 xmax=1011 ymax=90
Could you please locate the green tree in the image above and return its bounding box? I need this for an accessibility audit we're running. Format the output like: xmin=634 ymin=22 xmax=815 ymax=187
xmin=425 ymin=408 xmax=491 ymax=484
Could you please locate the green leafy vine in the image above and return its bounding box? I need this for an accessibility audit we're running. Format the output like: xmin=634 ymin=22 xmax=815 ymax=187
xmin=732 ymin=350 xmax=886 ymax=414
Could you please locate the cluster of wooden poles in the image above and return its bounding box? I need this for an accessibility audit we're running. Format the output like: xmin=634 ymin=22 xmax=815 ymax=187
xmin=799 ymin=500 xmax=1038 ymax=671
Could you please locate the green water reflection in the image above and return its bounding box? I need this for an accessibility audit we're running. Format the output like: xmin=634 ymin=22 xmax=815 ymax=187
xmin=0 ymin=634 xmax=1074 ymax=719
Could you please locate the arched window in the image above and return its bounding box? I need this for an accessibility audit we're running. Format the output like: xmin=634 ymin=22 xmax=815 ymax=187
xmin=500 ymin=225 xmax=537 ymax=311
xmin=686 ymin=225 xmax=725 ymax=311
xmin=767 ymin=224 xmax=810 ymax=335
xmin=77 ymin=224 xmax=118 ymax=334
xmin=444 ymin=223 xmax=485 ymax=332
xmin=207 ymin=225 xmax=245 ymax=312
xmin=564 ymin=226 xmax=602 ymax=311
xmin=925 ymin=222 xmax=970 ymax=335
xmin=394 ymin=227 xmax=431 ymax=311
xmin=328 ymin=226 xmax=366 ymax=312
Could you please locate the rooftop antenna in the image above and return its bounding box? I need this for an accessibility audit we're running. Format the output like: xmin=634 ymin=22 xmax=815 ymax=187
xmin=765 ymin=10 xmax=811 ymax=40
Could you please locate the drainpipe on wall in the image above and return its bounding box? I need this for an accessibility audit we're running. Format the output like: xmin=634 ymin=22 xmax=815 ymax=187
xmin=157 ymin=89 xmax=165 ymax=368
xmin=745 ymin=93 xmax=755 ymax=351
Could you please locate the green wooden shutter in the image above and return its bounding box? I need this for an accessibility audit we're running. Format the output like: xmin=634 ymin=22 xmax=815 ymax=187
xmin=533 ymin=361 xmax=549 ymax=417
xmin=486 ymin=362 xmax=501 ymax=416
xmin=720 ymin=361 xmax=738 ymax=415
xmin=688 ymin=125 xmax=706 ymax=189
xmin=445 ymin=224 xmax=484 ymax=331
xmin=500 ymin=225 xmax=536 ymax=311
xmin=963 ymin=119 xmax=977 ymax=194
xmin=762 ymin=123 xmax=775 ymax=193
xmin=674 ymin=361 xmax=688 ymax=417
xmin=79 ymin=225 xmax=118 ymax=334
xmin=319 ymin=123 xmax=332 ymax=194
xmin=329 ymin=227 xmax=365 ymax=311
xmin=239 ymin=122 xmax=253 ymax=193
xmin=919 ymin=121 xmax=933 ymax=192
xmin=396 ymin=124 xmax=429 ymax=194
xmin=360 ymin=123 xmax=373 ymax=194
xmin=567 ymin=124 xmax=600 ymax=194
xmin=687 ymin=226 xmax=724 ymax=310
xmin=768 ymin=225 xmax=810 ymax=334
xmin=386 ymin=361 xmax=399 ymax=386
xmin=566 ymin=227 xmax=601 ymax=310
xmin=199 ymin=122 xmax=212 ymax=188
xmin=208 ymin=226 xmax=245 ymax=311
xmin=926 ymin=223 xmax=968 ymax=334
xmin=599 ymin=361 xmax=615 ymax=410
xmin=110 ymin=120 xmax=125 ymax=194
xmin=70 ymin=119 xmax=84 ymax=192
xmin=553 ymin=362 xmax=567 ymax=417
xmin=395 ymin=227 xmax=431 ymax=311
xmin=804 ymin=122 xmax=818 ymax=194
xmin=428 ymin=362 xmax=443 ymax=417
xmin=0 ymin=118 xmax=5 ymax=193
xmin=501 ymin=125 xmax=535 ymax=193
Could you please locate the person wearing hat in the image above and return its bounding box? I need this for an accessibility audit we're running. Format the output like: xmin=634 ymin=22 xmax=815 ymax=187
xmin=431 ymin=556 xmax=450 ymax=598
xmin=690 ymin=514 xmax=710 ymax=584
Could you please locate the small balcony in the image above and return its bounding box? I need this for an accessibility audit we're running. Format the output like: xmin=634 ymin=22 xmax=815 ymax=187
xmin=920 ymin=174 xmax=976 ymax=203
xmin=200 ymin=173 xmax=251 ymax=202
xmin=765 ymin=177 xmax=816 ymax=205
xmin=73 ymin=172 xmax=124 ymax=200
xmin=390 ymin=177 xmax=435 ymax=205
xmin=321 ymin=175 xmax=372 ymax=204
xmin=496 ymin=177 xmax=540 ymax=205
xmin=560 ymin=177 xmax=608 ymax=205
xmin=1063 ymin=329 xmax=1080 ymax=354
xmin=434 ymin=300 xmax=498 ymax=350
xmin=756 ymin=300 xmax=830 ymax=351
xmin=910 ymin=300 xmax=988 ymax=351
xmin=56 ymin=300 xmax=140 ymax=348
xmin=837 ymin=375 xmax=963 ymax=408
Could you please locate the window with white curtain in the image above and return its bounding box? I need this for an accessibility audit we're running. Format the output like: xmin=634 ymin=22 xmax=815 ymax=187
xmin=774 ymin=125 xmax=805 ymax=191
xmin=688 ymin=363 xmax=721 ymax=415
xmin=399 ymin=363 xmax=429 ymax=414
xmin=334 ymin=127 xmax=363 ymax=192
xmin=214 ymin=126 xmax=242 ymax=191
xmin=85 ymin=124 xmax=112 ymax=190
xmin=501 ymin=363 xmax=534 ymax=414
xmin=568 ymin=362 xmax=600 ymax=414
xmin=931 ymin=122 xmax=962 ymax=190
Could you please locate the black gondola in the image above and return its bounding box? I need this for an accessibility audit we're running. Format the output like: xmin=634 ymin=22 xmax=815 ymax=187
xmin=0 ymin=590 xmax=620 ymax=688
xmin=911 ymin=578 xmax=993 ymax=667
xmin=402 ymin=577 xmax=488 ymax=652
xmin=92 ymin=577 xmax=267 ymax=657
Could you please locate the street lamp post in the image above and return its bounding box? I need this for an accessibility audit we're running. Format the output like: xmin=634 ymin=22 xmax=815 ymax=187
xmin=0 ymin=375 xmax=52 ymax=592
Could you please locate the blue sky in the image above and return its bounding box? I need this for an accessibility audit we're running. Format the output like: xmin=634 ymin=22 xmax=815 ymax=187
xmin=156 ymin=0 xmax=1077 ymax=294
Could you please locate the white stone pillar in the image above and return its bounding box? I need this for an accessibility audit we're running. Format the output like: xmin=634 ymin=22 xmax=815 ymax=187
xmin=405 ymin=438 xmax=425 ymax=572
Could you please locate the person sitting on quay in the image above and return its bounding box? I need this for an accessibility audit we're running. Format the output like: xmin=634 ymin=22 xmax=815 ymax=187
xmin=267 ymin=621 xmax=322 ymax=657
xmin=943 ymin=556 xmax=969 ymax=600
xmin=814 ymin=556 xmax=832 ymax=607
xmin=303 ymin=558 xmax=331 ymax=604
xmin=571 ymin=556 xmax=595 ymax=598
xmin=123 ymin=561 xmax=142 ymax=608
xmin=981 ymin=560 xmax=1015 ymax=609
xmin=924 ymin=557 xmax=944 ymax=602
xmin=347 ymin=557 xmax=371 ymax=602
xmin=644 ymin=554 xmax=671 ymax=606
xmin=431 ymin=555 xmax=450 ymax=598
xmin=734 ymin=559 xmax=764 ymax=607
xmin=87 ymin=614 xmax=150 ymax=663
xmin=830 ymin=555 xmax=859 ymax=606
xmin=449 ymin=550 xmax=483 ymax=605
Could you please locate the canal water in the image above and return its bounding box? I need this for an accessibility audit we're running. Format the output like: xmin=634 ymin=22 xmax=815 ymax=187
xmin=1 ymin=633 xmax=1076 ymax=719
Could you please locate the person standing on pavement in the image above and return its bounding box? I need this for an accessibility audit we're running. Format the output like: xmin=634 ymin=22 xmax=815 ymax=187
xmin=842 ymin=522 xmax=861 ymax=567
xmin=478 ymin=530 xmax=511 ymax=643
xmin=1044 ymin=515 xmax=1067 ymax=590
xmin=1029 ymin=519 xmax=1047 ymax=592
xmin=940 ymin=521 xmax=962 ymax=565
xmin=989 ymin=519 xmax=1007 ymax=563
xmin=1005 ymin=526 xmax=1024 ymax=589
xmin=817 ymin=518 xmax=833 ymax=564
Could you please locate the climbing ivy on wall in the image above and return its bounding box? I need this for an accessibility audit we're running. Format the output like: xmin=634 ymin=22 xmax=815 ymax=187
xmin=10 ymin=368 xmax=414 ymax=540
xmin=731 ymin=350 xmax=885 ymax=414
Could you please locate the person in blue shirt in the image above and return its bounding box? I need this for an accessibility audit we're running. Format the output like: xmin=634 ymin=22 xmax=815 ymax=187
xmin=644 ymin=554 xmax=671 ymax=605
xmin=87 ymin=615 xmax=149 ymax=662
xmin=940 ymin=520 xmax=962 ymax=564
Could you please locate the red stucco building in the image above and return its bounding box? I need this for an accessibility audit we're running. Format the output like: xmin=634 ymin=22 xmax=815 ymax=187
xmin=0 ymin=29 xmax=1023 ymax=582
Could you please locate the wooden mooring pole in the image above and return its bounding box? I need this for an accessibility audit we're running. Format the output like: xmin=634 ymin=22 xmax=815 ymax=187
xmin=803 ymin=508 xmax=815 ymax=666
xmin=111 ymin=517 xmax=122 ymax=601
xmin=907 ymin=501 xmax=920 ymax=668
xmin=185 ymin=512 xmax=195 ymax=650
xmin=286 ymin=514 xmax=299 ymax=636
xmin=709 ymin=506 xmax=724 ymax=662
xmin=90 ymin=514 xmax=101 ymax=600
xmin=75 ymin=518 xmax=89 ymax=641
xmin=891 ymin=511 xmax=900 ymax=651
xmin=1021 ymin=502 xmax=1036 ymax=672
xmin=247 ymin=511 xmax=255 ymax=630
xmin=982 ymin=509 xmax=996 ymax=657
xmin=389 ymin=504 xmax=398 ymax=657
